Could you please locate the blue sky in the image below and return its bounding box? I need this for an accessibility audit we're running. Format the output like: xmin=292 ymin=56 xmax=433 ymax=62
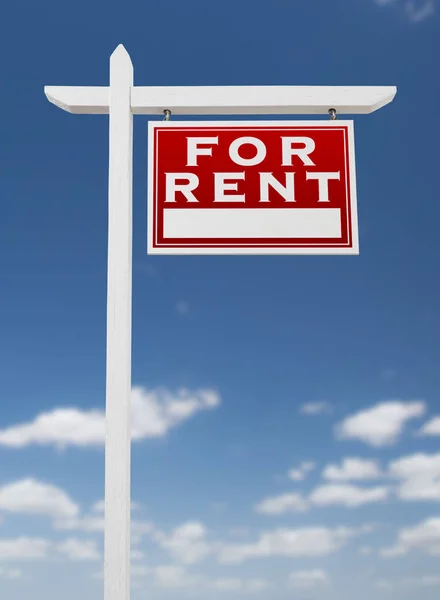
xmin=1 ymin=0 xmax=440 ymax=598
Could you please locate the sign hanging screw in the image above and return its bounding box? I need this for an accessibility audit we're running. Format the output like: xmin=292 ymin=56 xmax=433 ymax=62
xmin=163 ymin=109 xmax=171 ymax=121
xmin=328 ymin=108 xmax=337 ymax=120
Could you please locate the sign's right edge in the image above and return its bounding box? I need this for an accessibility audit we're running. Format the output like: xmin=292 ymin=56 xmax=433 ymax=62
xmin=346 ymin=120 xmax=360 ymax=255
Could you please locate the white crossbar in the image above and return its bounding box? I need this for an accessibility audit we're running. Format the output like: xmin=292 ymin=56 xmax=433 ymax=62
xmin=45 ymin=84 xmax=396 ymax=115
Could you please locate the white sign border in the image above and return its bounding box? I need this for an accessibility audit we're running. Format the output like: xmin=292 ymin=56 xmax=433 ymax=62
xmin=147 ymin=119 xmax=359 ymax=255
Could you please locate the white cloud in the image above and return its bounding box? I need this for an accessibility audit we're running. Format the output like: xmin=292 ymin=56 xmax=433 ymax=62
xmin=289 ymin=569 xmax=329 ymax=589
xmin=336 ymin=401 xmax=425 ymax=447
xmin=288 ymin=461 xmax=316 ymax=481
xmin=218 ymin=525 xmax=368 ymax=563
xmin=131 ymin=549 xmax=146 ymax=562
xmin=389 ymin=452 xmax=440 ymax=501
xmin=0 ymin=479 xmax=79 ymax=519
xmin=404 ymin=575 xmax=440 ymax=586
xmin=54 ymin=515 xmax=105 ymax=532
xmin=56 ymin=513 xmax=153 ymax=550
xmin=299 ymin=401 xmax=331 ymax=415
xmin=91 ymin=500 xmax=105 ymax=513
xmin=381 ymin=517 xmax=440 ymax=557
xmin=374 ymin=0 xmax=436 ymax=22
xmin=211 ymin=578 xmax=241 ymax=591
xmin=255 ymin=493 xmax=309 ymax=515
xmin=0 ymin=535 xmax=101 ymax=563
xmin=376 ymin=579 xmax=395 ymax=589
xmin=228 ymin=527 xmax=250 ymax=538
xmin=153 ymin=565 xmax=201 ymax=589
xmin=322 ymin=458 xmax=382 ymax=481
xmin=56 ymin=538 xmax=100 ymax=561
xmin=380 ymin=545 xmax=407 ymax=558
xmin=419 ymin=416 xmax=440 ymax=436
xmin=130 ymin=562 xmax=269 ymax=593
xmin=0 ymin=537 xmax=50 ymax=561
xmin=375 ymin=0 xmax=400 ymax=5
xmin=154 ymin=521 xmax=213 ymax=565
xmin=0 ymin=386 xmax=220 ymax=448
xmin=309 ymin=484 xmax=389 ymax=507
xmin=211 ymin=578 xmax=268 ymax=593
xmin=240 ymin=579 xmax=269 ymax=593
xmin=255 ymin=480 xmax=388 ymax=514
xmin=0 ymin=408 xmax=105 ymax=448
xmin=376 ymin=575 xmax=440 ymax=589
xmin=405 ymin=0 xmax=436 ymax=22
xmin=131 ymin=520 xmax=156 ymax=544
xmin=416 ymin=575 xmax=440 ymax=586
xmin=0 ymin=567 xmax=23 ymax=579
xmin=130 ymin=564 xmax=150 ymax=578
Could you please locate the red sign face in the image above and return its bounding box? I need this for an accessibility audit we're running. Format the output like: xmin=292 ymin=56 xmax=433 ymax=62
xmin=148 ymin=121 xmax=358 ymax=254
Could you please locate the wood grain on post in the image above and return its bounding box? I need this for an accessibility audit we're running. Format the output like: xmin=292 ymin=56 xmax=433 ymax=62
xmin=104 ymin=44 xmax=133 ymax=600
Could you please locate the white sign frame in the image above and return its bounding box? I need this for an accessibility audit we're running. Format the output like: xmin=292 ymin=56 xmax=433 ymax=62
xmin=44 ymin=44 xmax=396 ymax=600
xmin=147 ymin=119 xmax=359 ymax=255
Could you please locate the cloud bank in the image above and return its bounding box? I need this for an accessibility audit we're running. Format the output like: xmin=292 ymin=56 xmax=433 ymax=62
xmin=0 ymin=386 xmax=220 ymax=449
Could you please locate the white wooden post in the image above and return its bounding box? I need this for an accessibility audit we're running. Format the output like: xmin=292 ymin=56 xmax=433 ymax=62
xmin=104 ymin=45 xmax=133 ymax=600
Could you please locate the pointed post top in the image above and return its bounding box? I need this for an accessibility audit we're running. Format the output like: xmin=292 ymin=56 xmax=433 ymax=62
xmin=112 ymin=43 xmax=129 ymax=55
xmin=110 ymin=44 xmax=133 ymax=84
xmin=110 ymin=44 xmax=133 ymax=67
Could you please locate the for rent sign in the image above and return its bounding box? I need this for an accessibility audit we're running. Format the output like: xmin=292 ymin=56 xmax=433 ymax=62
xmin=147 ymin=121 xmax=358 ymax=254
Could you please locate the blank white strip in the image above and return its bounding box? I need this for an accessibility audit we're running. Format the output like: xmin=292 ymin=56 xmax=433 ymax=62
xmin=163 ymin=208 xmax=341 ymax=239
